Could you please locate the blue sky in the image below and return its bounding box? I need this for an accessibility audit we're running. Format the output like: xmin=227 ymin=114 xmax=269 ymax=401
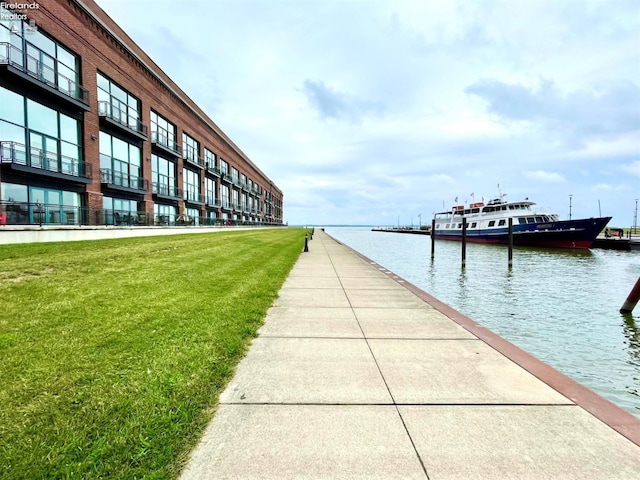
xmin=96 ymin=0 xmax=639 ymax=227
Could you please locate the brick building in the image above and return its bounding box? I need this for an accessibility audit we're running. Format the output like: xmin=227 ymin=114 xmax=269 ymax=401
xmin=0 ymin=0 xmax=284 ymax=227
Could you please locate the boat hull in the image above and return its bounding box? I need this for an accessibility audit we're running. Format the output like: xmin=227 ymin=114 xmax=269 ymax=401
xmin=433 ymin=217 xmax=612 ymax=249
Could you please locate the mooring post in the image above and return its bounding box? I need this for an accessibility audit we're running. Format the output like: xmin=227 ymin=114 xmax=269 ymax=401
xmin=431 ymin=219 xmax=436 ymax=260
xmin=620 ymin=277 xmax=640 ymax=313
xmin=508 ymin=217 xmax=514 ymax=267
xmin=303 ymin=235 xmax=309 ymax=252
xmin=461 ymin=218 xmax=467 ymax=268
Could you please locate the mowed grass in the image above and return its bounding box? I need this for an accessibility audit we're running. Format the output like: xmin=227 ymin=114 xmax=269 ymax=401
xmin=0 ymin=228 xmax=308 ymax=479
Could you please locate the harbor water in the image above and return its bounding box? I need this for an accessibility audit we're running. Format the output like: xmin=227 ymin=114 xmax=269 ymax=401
xmin=325 ymin=227 xmax=640 ymax=417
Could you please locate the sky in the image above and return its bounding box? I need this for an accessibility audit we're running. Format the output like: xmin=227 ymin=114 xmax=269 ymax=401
xmin=94 ymin=0 xmax=640 ymax=227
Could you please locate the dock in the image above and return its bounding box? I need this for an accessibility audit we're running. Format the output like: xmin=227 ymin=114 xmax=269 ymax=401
xmin=180 ymin=229 xmax=640 ymax=479
xmin=372 ymin=227 xmax=431 ymax=235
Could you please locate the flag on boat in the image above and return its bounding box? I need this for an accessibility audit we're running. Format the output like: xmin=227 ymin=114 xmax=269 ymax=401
xmin=454 ymin=196 xmax=458 ymax=202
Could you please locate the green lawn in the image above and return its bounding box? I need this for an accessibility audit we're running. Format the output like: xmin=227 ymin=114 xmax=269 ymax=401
xmin=0 ymin=228 xmax=307 ymax=479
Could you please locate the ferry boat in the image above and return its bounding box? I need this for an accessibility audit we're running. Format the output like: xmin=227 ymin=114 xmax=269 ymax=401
xmin=432 ymin=196 xmax=611 ymax=249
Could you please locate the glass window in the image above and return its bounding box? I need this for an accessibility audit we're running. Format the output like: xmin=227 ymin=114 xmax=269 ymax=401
xmin=0 ymin=86 xmax=25 ymax=126
xmin=204 ymin=148 xmax=216 ymax=167
xmin=488 ymin=220 xmax=495 ymax=227
xmin=99 ymin=131 xmax=111 ymax=157
xmin=27 ymin=100 xmax=57 ymax=137
xmin=27 ymin=31 xmax=55 ymax=57
xmin=518 ymin=218 xmax=527 ymax=224
xmin=150 ymin=110 xmax=176 ymax=148
xmin=183 ymin=132 xmax=199 ymax=163
xmin=0 ymin=182 xmax=28 ymax=202
xmin=59 ymin=114 xmax=78 ymax=143
xmin=0 ymin=120 xmax=25 ymax=144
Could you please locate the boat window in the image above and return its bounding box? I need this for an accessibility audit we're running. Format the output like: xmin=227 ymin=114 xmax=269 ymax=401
xmin=535 ymin=216 xmax=543 ymax=222
xmin=508 ymin=205 xmax=514 ymax=209
xmin=498 ymin=219 xmax=506 ymax=226
xmin=527 ymin=217 xmax=535 ymax=223
xmin=502 ymin=206 xmax=507 ymax=210
xmin=488 ymin=220 xmax=495 ymax=227
xmin=445 ymin=224 xmax=450 ymax=228
xmin=518 ymin=218 xmax=527 ymax=224
xmin=457 ymin=223 xmax=462 ymax=228
xmin=471 ymin=222 xmax=477 ymax=228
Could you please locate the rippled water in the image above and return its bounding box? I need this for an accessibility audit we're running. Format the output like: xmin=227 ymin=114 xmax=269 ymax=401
xmin=325 ymin=227 xmax=640 ymax=417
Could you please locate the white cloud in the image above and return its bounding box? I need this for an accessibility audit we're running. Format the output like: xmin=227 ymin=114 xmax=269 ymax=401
xmin=95 ymin=0 xmax=640 ymax=227
xmin=523 ymin=170 xmax=566 ymax=183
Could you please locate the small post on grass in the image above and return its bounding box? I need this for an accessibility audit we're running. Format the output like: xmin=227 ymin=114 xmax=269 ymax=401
xmin=431 ymin=218 xmax=435 ymax=260
xmin=304 ymin=234 xmax=309 ymax=252
xmin=461 ymin=218 xmax=467 ymax=268
xmin=620 ymin=277 xmax=640 ymax=314
xmin=508 ymin=217 xmax=514 ymax=268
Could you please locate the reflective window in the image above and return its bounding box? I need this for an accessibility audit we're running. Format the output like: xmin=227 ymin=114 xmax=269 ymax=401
xmin=182 ymin=132 xmax=200 ymax=164
xmin=184 ymin=168 xmax=200 ymax=201
xmin=27 ymin=99 xmax=57 ymax=137
xmin=0 ymin=86 xmax=25 ymax=126
xmin=152 ymin=154 xmax=176 ymax=195
xmin=150 ymin=111 xmax=177 ymax=150
xmin=204 ymin=148 xmax=216 ymax=167
xmin=97 ymin=72 xmax=141 ymax=130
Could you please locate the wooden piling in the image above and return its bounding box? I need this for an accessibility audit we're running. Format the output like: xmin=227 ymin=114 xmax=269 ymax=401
xmin=461 ymin=218 xmax=467 ymax=268
xmin=508 ymin=218 xmax=513 ymax=267
xmin=620 ymin=277 xmax=640 ymax=313
xmin=431 ymin=219 xmax=435 ymax=260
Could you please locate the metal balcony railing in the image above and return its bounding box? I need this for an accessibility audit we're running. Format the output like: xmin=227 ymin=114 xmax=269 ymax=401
xmin=1 ymin=141 xmax=92 ymax=179
xmin=0 ymin=42 xmax=89 ymax=105
xmin=151 ymin=131 xmax=181 ymax=156
xmin=98 ymin=101 xmax=147 ymax=138
xmin=99 ymin=168 xmax=148 ymax=192
xmin=152 ymin=182 xmax=182 ymax=199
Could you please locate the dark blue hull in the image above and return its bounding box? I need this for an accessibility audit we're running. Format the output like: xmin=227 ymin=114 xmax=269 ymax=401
xmin=433 ymin=217 xmax=612 ymax=249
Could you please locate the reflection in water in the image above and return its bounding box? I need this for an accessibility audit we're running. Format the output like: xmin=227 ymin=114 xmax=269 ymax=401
xmin=328 ymin=227 xmax=640 ymax=416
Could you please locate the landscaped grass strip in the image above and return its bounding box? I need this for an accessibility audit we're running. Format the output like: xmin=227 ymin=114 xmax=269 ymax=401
xmin=0 ymin=228 xmax=308 ymax=479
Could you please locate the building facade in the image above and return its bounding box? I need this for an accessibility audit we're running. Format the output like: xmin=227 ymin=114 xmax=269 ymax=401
xmin=0 ymin=0 xmax=284 ymax=227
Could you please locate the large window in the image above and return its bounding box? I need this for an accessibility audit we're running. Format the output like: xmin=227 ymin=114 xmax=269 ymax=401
xmin=205 ymin=177 xmax=217 ymax=206
xmin=0 ymin=86 xmax=82 ymax=175
xmin=221 ymin=184 xmax=230 ymax=208
xmin=154 ymin=203 xmax=176 ymax=225
xmin=97 ymin=72 xmax=142 ymax=133
xmin=204 ymin=148 xmax=216 ymax=169
xmin=150 ymin=111 xmax=178 ymax=152
xmin=0 ymin=182 xmax=79 ymax=225
xmin=152 ymin=154 xmax=177 ymax=196
xmin=220 ymin=159 xmax=229 ymax=175
xmin=183 ymin=168 xmax=200 ymax=203
xmin=0 ymin=11 xmax=82 ymax=101
xmin=182 ymin=132 xmax=200 ymax=165
xmin=99 ymin=132 xmax=142 ymax=189
xmin=103 ymin=196 xmax=139 ymax=225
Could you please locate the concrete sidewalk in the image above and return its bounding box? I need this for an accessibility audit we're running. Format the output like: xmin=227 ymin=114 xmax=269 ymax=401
xmin=180 ymin=230 xmax=640 ymax=479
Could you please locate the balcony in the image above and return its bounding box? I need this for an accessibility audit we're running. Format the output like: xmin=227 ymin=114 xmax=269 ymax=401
xmin=152 ymin=182 xmax=182 ymax=201
xmin=1 ymin=141 xmax=92 ymax=183
xmin=183 ymin=151 xmax=204 ymax=169
xmin=100 ymin=168 xmax=148 ymax=193
xmin=184 ymin=190 xmax=205 ymax=205
xmin=98 ymin=101 xmax=148 ymax=140
xmin=205 ymin=196 xmax=221 ymax=208
xmin=220 ymin=172 xmax=232 ymax=183
xmin=0 ymin=42 xmax=90 ymax=110
xmin=151 ymin=132 xmax=181 ymax=158
xmin=205 ymin=164 xmax=221 ymax=176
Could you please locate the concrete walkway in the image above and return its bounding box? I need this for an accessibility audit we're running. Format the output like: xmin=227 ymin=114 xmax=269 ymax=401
xmin=180 ymin=230 xmax=640 ymax=479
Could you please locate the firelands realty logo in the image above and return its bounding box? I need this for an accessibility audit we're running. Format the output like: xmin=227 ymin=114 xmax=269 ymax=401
xmin=1 ymin=2 xmax=40 ymax=34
